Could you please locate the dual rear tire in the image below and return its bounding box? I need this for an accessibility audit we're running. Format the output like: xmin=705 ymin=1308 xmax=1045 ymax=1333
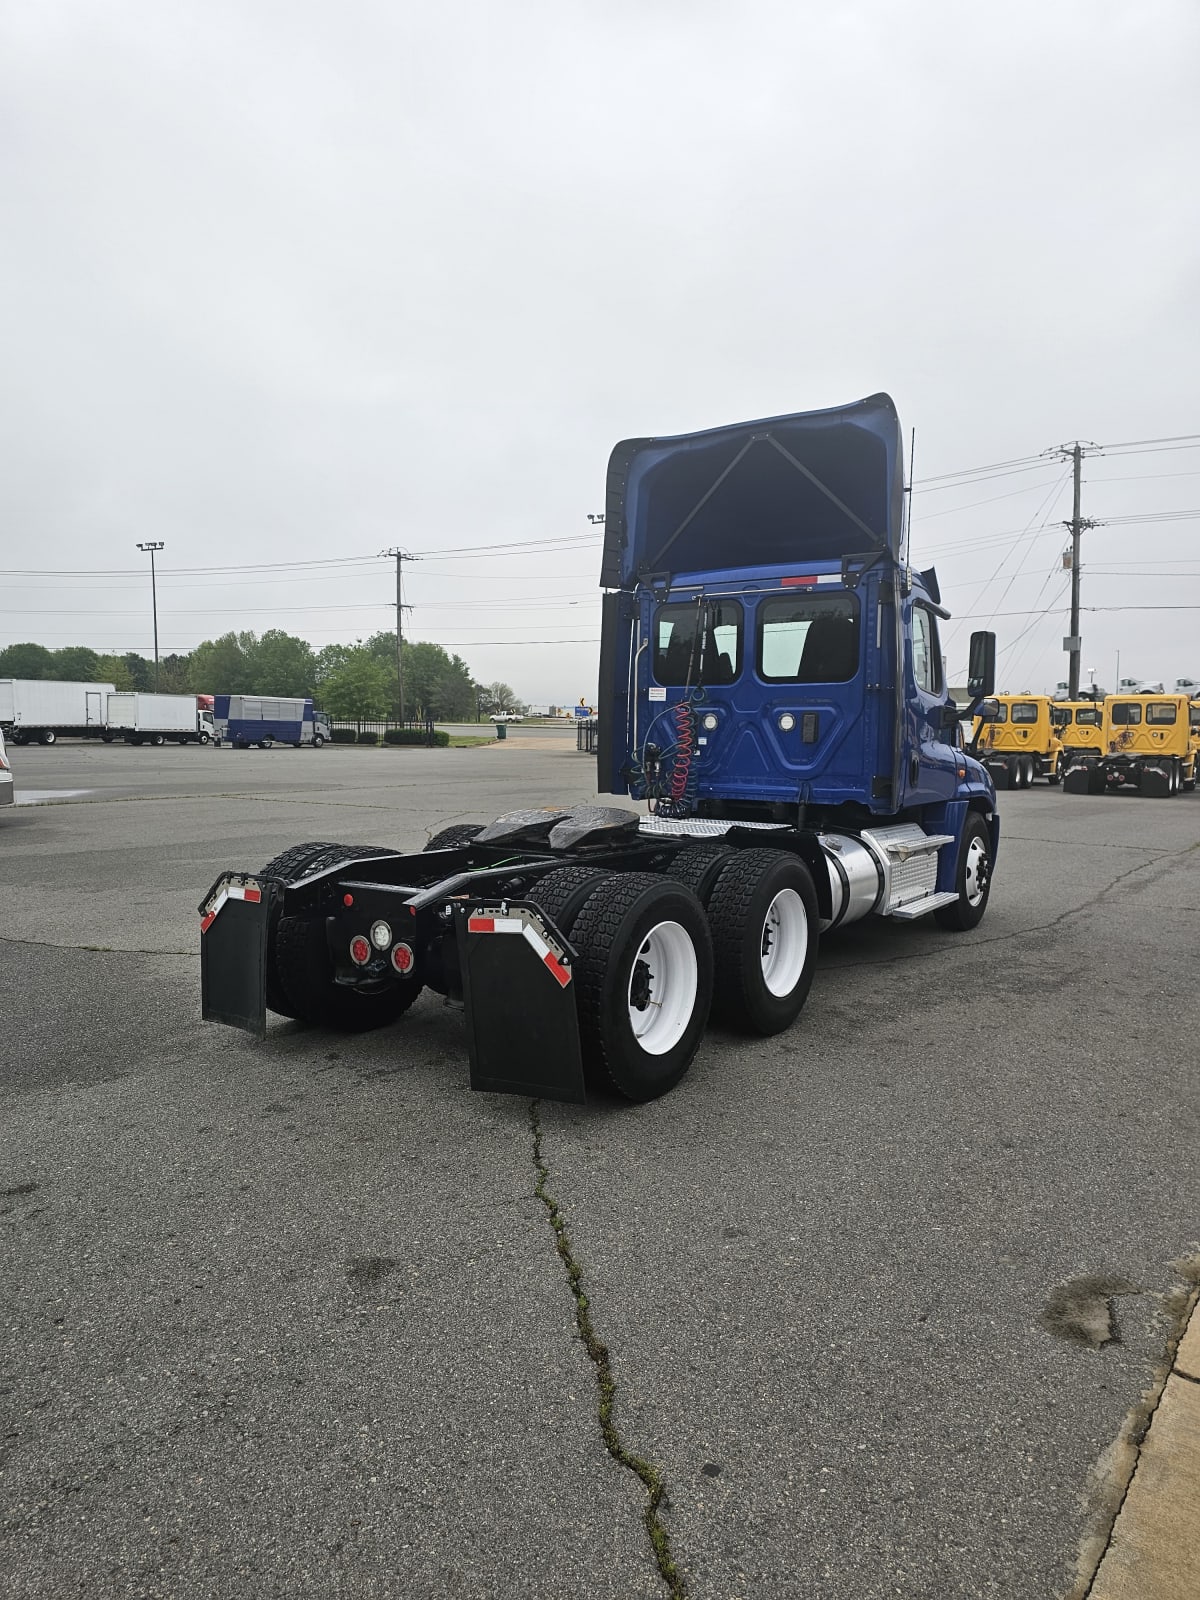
xmin=529 ymin=848 xmax=820 ymax=1102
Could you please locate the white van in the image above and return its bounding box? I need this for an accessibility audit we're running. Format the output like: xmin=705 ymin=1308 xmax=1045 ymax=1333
xmin=0 ymin=726 xmax=13 ymax=806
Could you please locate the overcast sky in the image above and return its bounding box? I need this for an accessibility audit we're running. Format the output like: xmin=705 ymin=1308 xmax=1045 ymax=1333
xmin=2 ymin=0 xmax=1198 ymax=703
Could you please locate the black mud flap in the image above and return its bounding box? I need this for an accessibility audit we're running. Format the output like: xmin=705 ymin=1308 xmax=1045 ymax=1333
xmin=199 ymin=875 xmax=278 ymax=1036
xmin=1139 ymin=766 xmax=1171 ymax=798
xmin=456 ymin=901 xmax=586 ymax=1103
xmin=984 ymin=758 xmax=1012 ymax=789
xmin=1063 ymin=765 xmax=1094 ymax=794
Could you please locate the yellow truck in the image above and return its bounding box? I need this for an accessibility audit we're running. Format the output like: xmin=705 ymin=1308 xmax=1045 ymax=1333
xmin=1063 ymin=692 xmax=1198 ymax=797
xmin=972 ymin=694 xmax=1062 ymax=788
xmin=1052 ymin=699 xmax=1106 ymax=782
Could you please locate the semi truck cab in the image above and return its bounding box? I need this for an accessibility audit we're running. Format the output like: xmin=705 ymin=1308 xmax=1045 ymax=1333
xmin=199 ymin=393 xmax=1001 ymax=1106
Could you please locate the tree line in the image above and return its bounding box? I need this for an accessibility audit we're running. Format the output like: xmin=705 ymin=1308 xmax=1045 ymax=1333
xmin=0 ymin=632 xmax=523 ymax=722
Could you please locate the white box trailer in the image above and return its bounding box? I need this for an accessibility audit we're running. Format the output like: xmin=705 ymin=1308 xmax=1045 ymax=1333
xmin=0 ymin=679 xmax=114 ymax=744
xmin=104 ymin=693 xmax=215 ymax=745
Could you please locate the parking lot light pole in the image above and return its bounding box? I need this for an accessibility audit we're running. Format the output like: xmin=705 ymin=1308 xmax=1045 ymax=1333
xmin=136 ymin=541 xmax=165 ymax=690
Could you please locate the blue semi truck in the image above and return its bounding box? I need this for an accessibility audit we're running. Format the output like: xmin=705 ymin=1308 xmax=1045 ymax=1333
xmin=213 ymin=695 xmax=331 ymax=749
xmin=200 ymin=393 xmax=998 ymax=1103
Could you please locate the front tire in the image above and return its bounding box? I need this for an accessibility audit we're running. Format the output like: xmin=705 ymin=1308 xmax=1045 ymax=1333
xmin=705 ymin=850 xmax=820 ymax=1034
xmin=568 ymin=873 xmax=713 ymax=1101
xmin=312 ymin=733 xmax=325 ymax=748
xmin=935 ymin=814 xmax=993 ymax=931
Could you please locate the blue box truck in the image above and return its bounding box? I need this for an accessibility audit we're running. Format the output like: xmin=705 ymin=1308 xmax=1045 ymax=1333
xmin=213 ymin=696 xmax=331 ymax=749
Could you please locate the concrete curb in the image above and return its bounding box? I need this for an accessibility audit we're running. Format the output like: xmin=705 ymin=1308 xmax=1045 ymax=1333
xmin=1086 ymin=1296 xmax=1200 ymax=1599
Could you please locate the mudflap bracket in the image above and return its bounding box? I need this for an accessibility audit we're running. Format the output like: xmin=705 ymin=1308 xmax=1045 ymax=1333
xmin=199 ymin=874 xmax=278 ymax=1036
xmin=455 ymin=901 xmax=586 ymax=1103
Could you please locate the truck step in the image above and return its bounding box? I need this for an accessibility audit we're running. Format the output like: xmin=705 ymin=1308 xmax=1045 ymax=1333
xmin=860 ymin=824 xmax=954 ymax=861
xmin=888 ymin=891 xmax=960 ymax=920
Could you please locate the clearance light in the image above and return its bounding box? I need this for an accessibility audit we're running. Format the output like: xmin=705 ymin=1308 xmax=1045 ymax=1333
xmin=343 ymin=893 xmax=354 ymax=907
xmin=370 ymin=919 xmax=393 ymax=950
xmin=390 ymin=942 xmax=415 ymax=974
xmin=349 ymin=935 xmax=371 ymax=966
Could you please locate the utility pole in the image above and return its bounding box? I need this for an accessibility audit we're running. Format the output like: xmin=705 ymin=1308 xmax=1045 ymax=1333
xmin=136 ymin=541 xmax=165 ymax=690
xmin=380 ymin=549 xmax=416 ymax=722
xmin=1055 ymin=444 xmax=1097 ymax=700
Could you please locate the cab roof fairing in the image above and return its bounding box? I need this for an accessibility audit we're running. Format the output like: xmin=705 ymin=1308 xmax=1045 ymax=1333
xmin=600 ymin=393 xmax=907 ymax=591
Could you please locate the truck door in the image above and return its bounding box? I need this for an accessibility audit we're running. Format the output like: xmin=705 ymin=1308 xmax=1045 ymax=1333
xmin=86 ymin=691 xmax=104 ymax=729
xmin=905 ymin=601 xmax=958 ymax=804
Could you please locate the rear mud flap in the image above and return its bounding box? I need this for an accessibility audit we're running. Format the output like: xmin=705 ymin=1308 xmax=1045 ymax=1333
xmin=1139 ymin=767 xmax=1171 ymax=798
xmin=1063 ymin=765 xmax=1096 ymax=795
xmin=200 ymin=876 xmax=277 ymax=1036
xmin=456 ymin=902 xmax=586 ymax=1103
xmin=984 ymin=759 xmax=1012 ymax=789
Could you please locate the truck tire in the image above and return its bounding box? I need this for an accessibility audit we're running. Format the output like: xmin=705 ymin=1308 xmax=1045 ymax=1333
xmin=568 ymin=873 xmax=713 ymax=1102
xmin=274 ymin=913 xmax=420 ymax=1031
xmin=151 ymin=733 xmax=166 ymax=747
xmin=40 ymin=729 xmax=56 ymax=745
xmin=312 ymin=733 xmax=325 ymax=748
xmin=528 ymin=866 xmax=610 ymax=935
xmin=199 ymin=732 xmax=211 ymax=745
xmin=664 ymin=842 xmax=735 ymax=905
xmin=705 ymin=850 xmax=820 ymax=1034
xmin=259 ymin=841 xmax=399 ymax=1019
xmin=934 ymin=813 xmax=993 ymax=931
xmin=424 ymin=824 xmax=484 ymax=851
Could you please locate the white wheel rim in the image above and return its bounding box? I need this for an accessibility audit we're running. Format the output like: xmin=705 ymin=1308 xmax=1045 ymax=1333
xmin=964 ymin=836 xmax=989 ymax=905
xmin=627 ymin=920 xmax=698 ymax=1056
xmin=760 ymin=888 xmax=809 ymax=997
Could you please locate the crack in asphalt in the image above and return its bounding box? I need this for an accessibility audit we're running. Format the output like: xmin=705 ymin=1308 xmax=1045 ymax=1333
xmin=529 ymin=1101 xmax=686 ymax=1600
xmin=0 ymin=933 xmax=195 ymax=957
xmin=825 ymin=849 xmax=1190 ymax=972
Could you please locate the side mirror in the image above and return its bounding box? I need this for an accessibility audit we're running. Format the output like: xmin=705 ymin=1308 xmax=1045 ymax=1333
xmin=967 ymin=632 xmax=996 ymax=698
xmin=940 ymin=702 xmax=960 ymax=728
xmin=974 ymin=697 xmax=1000 ymax=722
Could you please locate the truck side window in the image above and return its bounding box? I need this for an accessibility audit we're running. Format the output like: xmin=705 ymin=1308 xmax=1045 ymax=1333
xmin=1145 ymin=702 xmax=1177 ymax=724
xmin=911 ymin=606 xmax=943 ymax=696
xmin=653 ymin=601 xmax=742 ymax=686
xmin=758 ymin=593 xmax=860 ymax=683
xmin=1111 ymin=702 xmax=1142 ymax=726
xmin=1011 ymin=702 xmax=1039 ymax=724
xmin=1078 ymin=706 xmax=1100 ymax=725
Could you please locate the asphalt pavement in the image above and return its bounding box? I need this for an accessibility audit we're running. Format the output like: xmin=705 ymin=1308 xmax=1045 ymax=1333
xmin=1 ymin=736 xmax=1198 ymax=1599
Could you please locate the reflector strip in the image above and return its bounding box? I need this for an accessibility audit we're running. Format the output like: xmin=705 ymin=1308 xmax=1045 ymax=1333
xmin=542 ymin=951 xmax=571 ymax=988
xmin=199 ymin=880 xmax=262 ymax=934
xmin=466 ymin=909 xmax=572 ymax=987
xmin=782 ymin=574 xmax=840 ymax=587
